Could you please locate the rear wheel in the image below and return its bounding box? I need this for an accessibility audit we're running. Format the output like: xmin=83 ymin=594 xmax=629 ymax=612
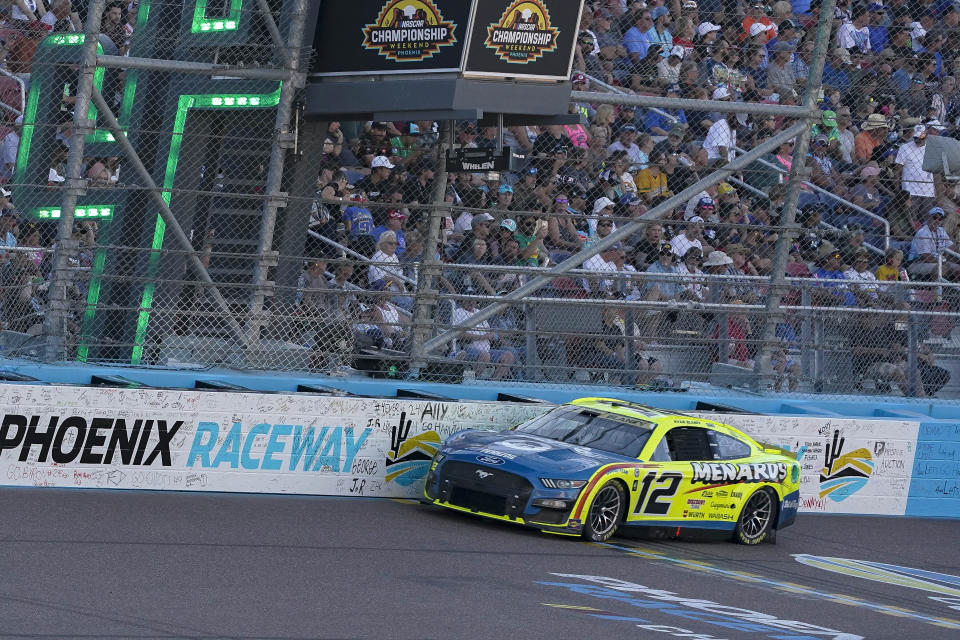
xmin=583 ymin=481 xmax=624 ymax=542
xmin=733 ymin=488 xmax=776 ymax=545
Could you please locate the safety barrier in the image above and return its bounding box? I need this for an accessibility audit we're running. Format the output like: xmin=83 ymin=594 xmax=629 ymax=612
xmin=0 ymin=383 xmax=955 ymax=518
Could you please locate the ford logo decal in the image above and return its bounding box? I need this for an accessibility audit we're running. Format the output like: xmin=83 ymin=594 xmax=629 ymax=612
xmin=476 ymin=454 xmax=505 ymax=465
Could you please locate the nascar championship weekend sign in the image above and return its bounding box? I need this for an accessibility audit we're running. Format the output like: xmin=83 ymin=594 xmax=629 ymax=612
xmin=310 ymin=0 xmax=583 ymax=80
xmin=463 ymin=0 xmax=583 ymax=80
xmin=311 ymin=0 xmax=471 ymax=76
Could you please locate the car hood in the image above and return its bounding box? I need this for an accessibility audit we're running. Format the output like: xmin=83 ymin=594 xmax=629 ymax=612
xmin=443 ymin=430 xmax=636 ymax=476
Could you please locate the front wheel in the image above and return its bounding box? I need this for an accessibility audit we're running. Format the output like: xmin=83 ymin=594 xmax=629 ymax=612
xmin=582 ymin=481 xmax=624 ymax=542
xmin=733 ymin=488 xmax=776 ymax=545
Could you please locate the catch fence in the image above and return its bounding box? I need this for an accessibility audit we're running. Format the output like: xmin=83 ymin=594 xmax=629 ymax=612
xmin=3 ymin=0 xmax=960 ymax=400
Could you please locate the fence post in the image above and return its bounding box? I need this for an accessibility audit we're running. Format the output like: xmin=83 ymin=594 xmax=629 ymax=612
xmin=755 ymin=0 xmax=836 ymax=389
xmin=246 ymin=0 xmax=309 ymax=350
xmin=42 ymin=0 xmax=106 ymax=362
xmin=409 ymin=120 xmax=452 ymax=377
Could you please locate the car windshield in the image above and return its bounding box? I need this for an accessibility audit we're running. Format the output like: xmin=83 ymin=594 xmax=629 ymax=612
xmin=513 ymin=408 xmax=654 ymax=458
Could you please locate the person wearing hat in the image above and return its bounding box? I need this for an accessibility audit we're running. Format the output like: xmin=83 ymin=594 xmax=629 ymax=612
xmin=894 ymin=123 xmax=937 ymax=224
xmin=765 ymin=40 xmax=796 ymax=95
xmin=842 ymin=248 xmax=881 ymax=301
xmin=488 ymin=218 xmax=518 ymax=260
xmin=849 ymin=165 xmax=884 ymax=219
xmin=811 ymin=110 xmax=841 ymax=146
xmin=642 ymin=241 xmax=681 ymax=301
xmin=453 ymin=212 xmax=495 ymax=264
xmin=607 ymin=124 xmax=644 ymax=166
xmin=647 ymin=5 xmax=673 ymax=58
xmin=867 ymin=3 xmax=889 ymax=53
xmin=822 ymin=48 xmax=852 ymax=91
xmin=656 ymin=45 xmax=685 ymax=85
xmin=767 ymin=19 xmax=800 ymax=53
xmin=388 ymin=122 xmax=422 ymax=163
xmin=854 ymin=113 xmax=889 ymax=161
xmin=907 ymin=207 xmax=960 ymax=278
xmin=401 ymin=157 xmax=435 ymax=205
xmin=353 ymin=155 xmax=395 ymax=207
xmin=813 ymin=249 xmax=857 ymax=306
xmin=671 ymin=216 xmax=706 ymax=258
xmin=372 ymin=209 xmax=407 ymax=256
xmin=742 ymin=1 xmax=775 ymax=44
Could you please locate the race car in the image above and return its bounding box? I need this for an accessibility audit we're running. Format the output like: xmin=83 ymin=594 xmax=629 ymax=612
xmin=422 ymin=397 xmax=800 ymax=544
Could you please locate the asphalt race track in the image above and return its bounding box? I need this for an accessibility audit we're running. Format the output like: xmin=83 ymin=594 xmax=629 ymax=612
xmin=2 ymin=488 xmax=959 ymax=640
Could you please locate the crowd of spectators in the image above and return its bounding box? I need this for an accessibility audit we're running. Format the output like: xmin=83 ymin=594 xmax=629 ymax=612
xmin=0 ymin=0 xmax=952 ymax=393
xmin=293 ymin=0 xmax=960 ymax=393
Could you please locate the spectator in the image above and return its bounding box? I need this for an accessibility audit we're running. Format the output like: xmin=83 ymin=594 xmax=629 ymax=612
xmin=895 ymin=125 xmax=937 ymax=223
xmin=854 ymin=114 xmax=889 ymax=162
xmin=453 ymin=212 xmax=494 ymax=264
xmin=647 ymin=6 xmax=674 ymax=58
xmin=814 ymin=250 xmax=856 ymax=306
xmin=704 ymin=102 xmax=737 ymax=163
xmin=677 ymin=246 xmax=707 ymax=301
xmin=908 ymin=207 xmax=960 ymax=279
xmin=354 ymin=156 xmax=395 ymax=206
xmin=624 ymin=9 xmax=655 ymax=64
xmin=342 ymin=193 xmax=375 ymax=246
xmin=368 ymin=231 xmax=411 ymax=310
xmin=766 ymin=42 xmax=796 ymax=94
xmin=372 ymin=209 xmax=407 ymax=256
xmin=451 ymin=293 xmax=515 ymax=380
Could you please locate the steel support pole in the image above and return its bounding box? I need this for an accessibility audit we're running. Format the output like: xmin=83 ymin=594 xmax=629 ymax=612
xmin=256 ymin=0 xmax=295 ymax=69
xmin=43 ymin=0 xmax=106 ymax=361
xmin=755 ymin=0 xmax=836 ymax=389
xmin=570 ymin=90 xmax=812 ymax=118
xmin=246 ymin=0 xmax=308 ymax=347
xmin=409 ymin=120 xmax=453 ymax=376
xmin=89 ymin=88 xmax=248 ymax=348
xmin=420 ymin=122 xmax=808 ymax=356
xmin=97 ymin=54 xmax=299 ymax=82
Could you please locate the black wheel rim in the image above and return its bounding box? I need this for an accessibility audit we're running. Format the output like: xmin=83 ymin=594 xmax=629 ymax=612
xmin=589 ymin=486 xmax=621 ymax=537
xmin=741 ymin=491 xmax=773 ymax=540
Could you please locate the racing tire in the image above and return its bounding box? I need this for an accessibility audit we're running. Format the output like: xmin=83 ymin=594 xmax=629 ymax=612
xmin=582 ymin=481 xmax=625 ymax=542
xmin=733 ymin=488 xmax=776 ymax=545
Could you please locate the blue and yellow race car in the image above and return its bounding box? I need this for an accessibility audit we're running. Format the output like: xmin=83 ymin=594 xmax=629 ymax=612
xmin=423 ymin=398 xmax=800 ymax=544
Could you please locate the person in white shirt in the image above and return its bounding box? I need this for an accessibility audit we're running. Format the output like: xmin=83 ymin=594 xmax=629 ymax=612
xmin=12 ymin=0 xmax=43 ymax=23
xmin=450 ymin=294 xmax=515 ymax=379
xmin=704 ymin=109 xmax=737 ymax=164
xmin=368 ymin=231 xmax=412 ymax=310
xmin=607 ymin=125 xmax=645 ymax=166
xmin=842 ymin=250 xmax=880 ymax=299
xmin=676 ymin=246 xmax=707 ymax=301
xmin=908 ymin=207 xmax=960 ymax=278
xmin=670 ymin=216 xmax=706 ymax=258
xmin=836 ymin=6 xmax=871 ymax=53
xmin=1 ymin=118 xmax=20 ymax=181
xmin=582 ymin=243 xmax=620 ymax=293
xmin=895 ymin=125 xmax=937 ymax=221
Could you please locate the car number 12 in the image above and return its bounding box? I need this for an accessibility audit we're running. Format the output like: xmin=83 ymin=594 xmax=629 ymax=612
xmin=633 ymin=472 xmax=682 ymax=515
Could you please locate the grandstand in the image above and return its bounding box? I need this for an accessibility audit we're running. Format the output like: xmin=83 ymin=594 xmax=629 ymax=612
xmin=1 ymin=0 xmax=959 ymax=399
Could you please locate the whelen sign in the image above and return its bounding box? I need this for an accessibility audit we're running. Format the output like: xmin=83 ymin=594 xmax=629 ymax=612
xmin=311 ymin=0 xmax=583 ymax=81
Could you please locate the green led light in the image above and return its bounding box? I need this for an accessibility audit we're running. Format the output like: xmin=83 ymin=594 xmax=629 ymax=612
xmin=131 ymin=84 xmax=282 ymax=364
xmin=28 ymin=206 xmax=115 ymax=220
xmin=191 ymin=0 xmax=243 ymax=34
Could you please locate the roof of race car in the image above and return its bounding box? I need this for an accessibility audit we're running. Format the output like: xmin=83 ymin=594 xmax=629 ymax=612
xmin=567 ymin=398 xmax=725 ymax=429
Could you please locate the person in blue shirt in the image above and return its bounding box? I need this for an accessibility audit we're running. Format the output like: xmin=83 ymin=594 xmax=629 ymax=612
xmin=821 ymin=47 xmax=851 ymax=91
xmin=343 ymin=195 xmax=374 ymax=239
xmin=623 ymin=9 xmax=654 ymax=65
xmin=644 ymin=84 xmax=687 ymax=135
xmin=814 ymin=250 xmax=856 ymax=306
xmin=372 ymin=209 xmax=407 ymax=257
xmin=646 ymin=6 xmax=673 ymax=58
xmin=867 ymin=4 xmax=888 ymax=53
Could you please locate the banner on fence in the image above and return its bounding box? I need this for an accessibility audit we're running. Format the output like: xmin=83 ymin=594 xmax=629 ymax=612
xmin=0 ymin=384 xmax=925 ymax=516
xmin=693 ymin=413 xmax=920 ymax=517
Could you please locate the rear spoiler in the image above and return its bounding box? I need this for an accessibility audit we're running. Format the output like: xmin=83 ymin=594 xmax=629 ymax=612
xmin=757 ymin=442 xmax=798 ymax=460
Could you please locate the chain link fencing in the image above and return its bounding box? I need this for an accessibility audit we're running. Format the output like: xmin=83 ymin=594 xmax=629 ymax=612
xmin=2 ymin=0 xmax=960 ymax=400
